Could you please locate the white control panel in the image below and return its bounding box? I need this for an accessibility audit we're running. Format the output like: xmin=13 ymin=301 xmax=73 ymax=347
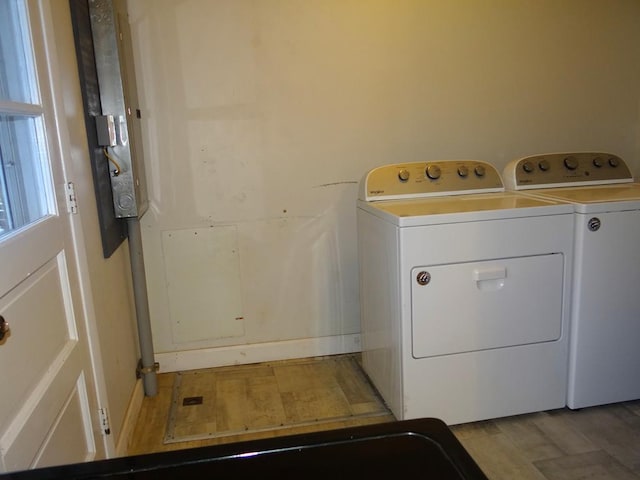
xmin=503 ymin=152 xmax=633 ymax=190
xmin=359 ymin=160 xmax=504 ymax=201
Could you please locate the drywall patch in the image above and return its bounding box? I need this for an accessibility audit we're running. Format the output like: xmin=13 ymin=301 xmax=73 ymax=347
xmin=162 ymin=226 xmax=244 ymax=343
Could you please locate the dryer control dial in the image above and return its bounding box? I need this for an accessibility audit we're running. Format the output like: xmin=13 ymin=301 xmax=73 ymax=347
xmin=522 ymin=161 xmax=535 ymax=173
xmin=360 ymin=160 xmax=504 ymax=200
xmin=502 ymin=152 xmax=632 ymax=191
xmin=426 ymin=164 xmax=441 ymax=180
xmin=563 ymin=156 xmax=578 ymax=170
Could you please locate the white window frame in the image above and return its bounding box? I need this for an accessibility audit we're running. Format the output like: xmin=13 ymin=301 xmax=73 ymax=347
xmin=0 ymin=0 xmax=56 ymax=240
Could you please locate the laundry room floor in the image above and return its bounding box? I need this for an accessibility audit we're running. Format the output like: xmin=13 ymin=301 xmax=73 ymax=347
xmin=127 ymin=354 xmax=395 ymax=455
xmin=128 ymin=354 xmax=640 ymax=480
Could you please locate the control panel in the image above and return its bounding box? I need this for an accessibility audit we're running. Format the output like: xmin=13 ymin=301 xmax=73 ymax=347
xmin=503 ymin=152 xmax=633 ymax=190
xmin=359 ymin=160 xmax=503 ymax=201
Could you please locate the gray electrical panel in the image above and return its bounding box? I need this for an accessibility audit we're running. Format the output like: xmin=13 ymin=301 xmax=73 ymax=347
xmin=89 ymin=0 xmax=148 ymax=218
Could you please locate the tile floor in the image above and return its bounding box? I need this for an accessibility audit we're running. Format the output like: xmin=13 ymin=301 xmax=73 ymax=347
xmin=129 ymin=354 xmax=640 ymax=480
xmin=452 ymin=402 xmax=640 ymax=479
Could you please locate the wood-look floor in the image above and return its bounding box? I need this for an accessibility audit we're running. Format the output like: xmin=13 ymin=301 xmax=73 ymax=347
xmin=128 ymin=355 xmax=640 ymax=479
xmin=128 ymin=354 xmax=395 ymax=455
xmin=163 ymin=355 xmax=390 ymax=443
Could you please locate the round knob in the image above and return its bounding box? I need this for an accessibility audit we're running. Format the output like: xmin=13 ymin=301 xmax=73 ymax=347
xmin=564 ymin=156 xmax=578 ymax=170
xmin=474 ymin=165 xmax=486 ymax=177
xmin=398 ymin=169 xmax=410 ymax=182
xmin=522 ymin=161 xmax=535 ymax=173
xmin=538 ymin=160 xmax=550 ymax=171
xmin=457 ymin=166 xmax=469 ymax=177
xmin=416 ymin=271 xmax=431 ymax=286
xmin=608 ymin=157 xmax=619 ymax=167
xmin=588 ymin=217 xmax=601 ymax=232
xmin=426 ymin=164 xmax=441 ymax=180
xmin=0 ymin=315 xmax=9 ymax=342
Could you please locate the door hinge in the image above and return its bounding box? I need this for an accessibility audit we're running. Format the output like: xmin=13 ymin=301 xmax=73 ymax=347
xmin=98 ymin=407 xmax=111 ymax=435
xmin=65 ymin=182 xmax=78 ymax=214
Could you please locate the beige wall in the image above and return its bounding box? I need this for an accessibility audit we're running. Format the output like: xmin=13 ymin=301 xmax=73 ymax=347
xmin=51 ymin=0 xmax=140 ymax=449
xmin=127 ymin=0 xmax=640 ymax=367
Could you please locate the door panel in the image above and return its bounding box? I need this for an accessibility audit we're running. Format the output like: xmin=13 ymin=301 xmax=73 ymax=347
xmin=411 ymin=253 xmax=564 ymax=358
xmin=1 ymin=364 xmax=93 ymax=471
xmin=0 ymin=216 xmax=62 ymax=298
xmin=0 ymin=250 xmax=96 ymax=471
xmin=0 ymin=0 xmax=104 ymax=471
xmin=32 ymin=376 xmax=93 ymax=469
xmin=0 ymin=255 xmax=74 ymax=429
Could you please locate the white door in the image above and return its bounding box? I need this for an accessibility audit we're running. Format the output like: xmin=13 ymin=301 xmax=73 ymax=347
xmin=0 ymin=0 xmax=105 ymax=472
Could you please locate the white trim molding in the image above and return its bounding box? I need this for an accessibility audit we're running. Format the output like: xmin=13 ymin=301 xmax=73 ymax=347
xmin=115 ymin=379 xmax=144 ymax=458
xmin=155 ymin=334 xmax=362 ymax=373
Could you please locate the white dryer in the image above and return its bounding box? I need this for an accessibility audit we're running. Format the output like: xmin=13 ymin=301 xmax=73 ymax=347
xmin=503 ymin=152 xmax=640 ymax=409
xmin=357 ymin=160 xmax=574 ymax=425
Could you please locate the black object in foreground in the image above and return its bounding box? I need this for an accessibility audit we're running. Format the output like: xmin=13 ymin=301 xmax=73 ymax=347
xmin=1 ymin=418 xmax=488 ymax=479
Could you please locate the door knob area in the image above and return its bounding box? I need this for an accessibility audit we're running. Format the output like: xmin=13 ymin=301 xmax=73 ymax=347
xmin=0 ymin=315 xmax=9 ymax=342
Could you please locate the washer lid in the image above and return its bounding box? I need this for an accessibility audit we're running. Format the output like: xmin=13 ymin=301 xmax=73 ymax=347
xmin=522 ymin=184 xmax=640 ymax=213
xmin=358 ymin=192 xmax=573 ymax=226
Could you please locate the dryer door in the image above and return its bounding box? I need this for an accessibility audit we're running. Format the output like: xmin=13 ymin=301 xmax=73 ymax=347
xmin=411 ymin=254 xmax=564 ymax=358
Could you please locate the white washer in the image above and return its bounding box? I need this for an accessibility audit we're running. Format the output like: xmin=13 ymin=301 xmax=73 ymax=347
xmin=357 ymin=160 xmax=574 ymax=425
xmin=503 ymin=151 xmax=640 ymax=410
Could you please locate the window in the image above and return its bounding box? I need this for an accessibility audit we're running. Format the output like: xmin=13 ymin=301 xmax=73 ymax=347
xmin=0 ymin=0 xmax=53 ymax=239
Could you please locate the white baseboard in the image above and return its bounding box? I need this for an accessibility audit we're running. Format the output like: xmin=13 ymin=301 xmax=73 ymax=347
xmin=155 ymin=334 xmax=362 ymax=373
xmin=115 ymin=379 xmax=144 ymax=458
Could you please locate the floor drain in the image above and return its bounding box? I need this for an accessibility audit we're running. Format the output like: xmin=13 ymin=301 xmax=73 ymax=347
xmin=182 ymin=396 xmax=203 ymax=406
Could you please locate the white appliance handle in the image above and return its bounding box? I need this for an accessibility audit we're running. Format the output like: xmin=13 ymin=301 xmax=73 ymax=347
xmin=473 ymin=267 xmax=507 ymax=282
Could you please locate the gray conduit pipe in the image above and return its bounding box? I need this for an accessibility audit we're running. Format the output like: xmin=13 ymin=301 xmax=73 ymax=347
xmin=127 ymin=217 xmax=158 ymax=396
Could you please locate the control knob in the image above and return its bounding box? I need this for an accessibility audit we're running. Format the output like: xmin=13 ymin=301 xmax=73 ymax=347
xmin=0 ymin=315 xmax=9 ymax=342
xmin=522 ymin=161 xmax=535 ymax=173
xmin=608 ymin=157 xmax=619 ymax=167
xmin=538 ymin=159 xmax=550 ymax=171
xmin=564 ymin=156 xmax=578 ymax=170
xmin=593 ymin=157 xmax=603 ymax=168
xmin=457 ymin=166 xmax=469 ymax=177
xmin=474 ymin=165 xmax=486 ymax=177
xmin=398 ymin=169 xmax=410 ymax=182
xmin=426 ymin=164 xmax=441 ymax=180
